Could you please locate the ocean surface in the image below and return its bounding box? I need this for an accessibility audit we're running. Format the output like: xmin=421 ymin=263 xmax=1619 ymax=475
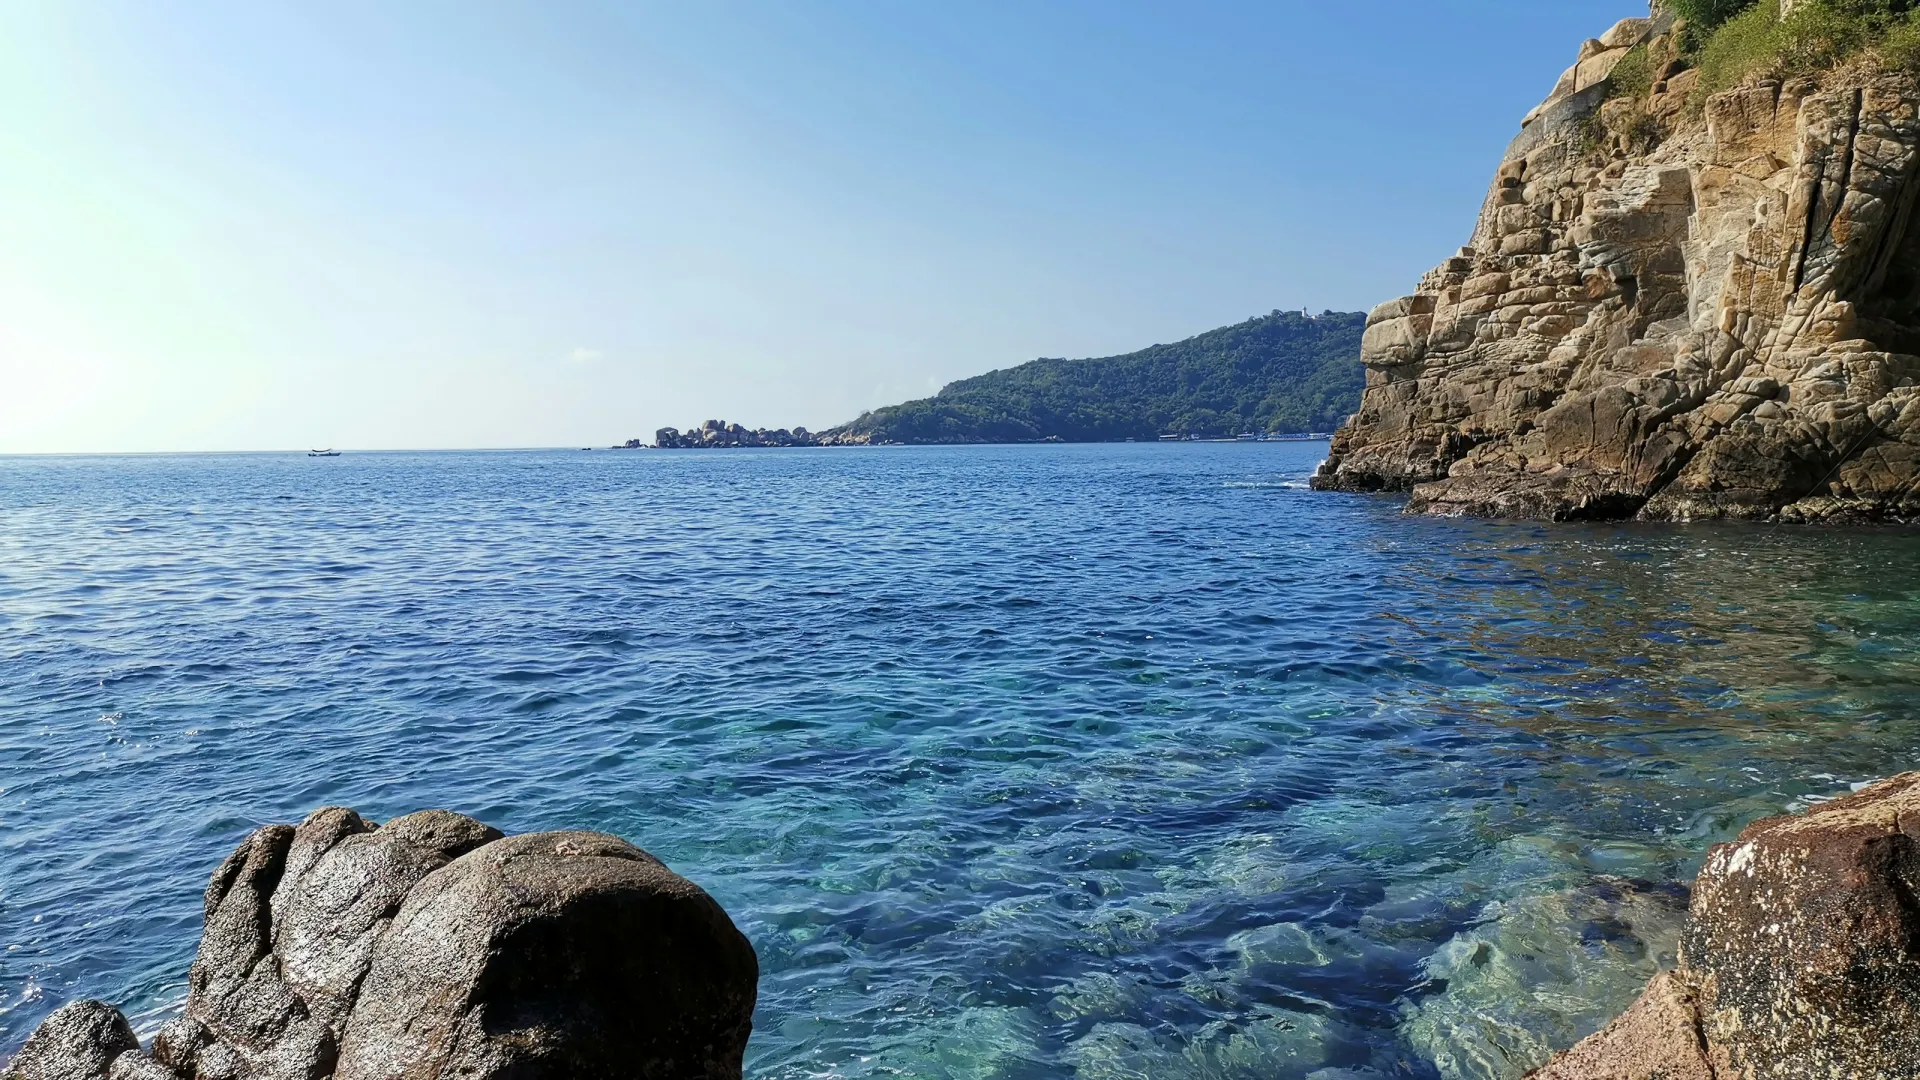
xmin=3 ymin=442 xmax=1919 ymax=1079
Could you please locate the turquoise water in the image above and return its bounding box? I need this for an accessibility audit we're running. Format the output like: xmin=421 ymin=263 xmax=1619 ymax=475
xmin=3 ymin=442 xmax=1918 ymax=1079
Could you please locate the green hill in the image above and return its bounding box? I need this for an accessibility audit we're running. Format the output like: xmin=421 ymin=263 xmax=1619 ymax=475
xmin=825 ymin=309 xmax=1366 ymax=444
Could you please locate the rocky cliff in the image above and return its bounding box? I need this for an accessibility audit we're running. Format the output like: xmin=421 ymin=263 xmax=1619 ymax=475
xmin=1526 ymin=772 xmax=1920 ymax=1079
xmin=1313 ymin=5 xmax=1920 ymax=522
xmin=0 ymin=810 xmax=758 ymax=1080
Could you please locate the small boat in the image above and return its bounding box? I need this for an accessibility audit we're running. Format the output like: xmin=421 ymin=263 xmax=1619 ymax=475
xmin=308 ymin=449 xmax=341 ymax=457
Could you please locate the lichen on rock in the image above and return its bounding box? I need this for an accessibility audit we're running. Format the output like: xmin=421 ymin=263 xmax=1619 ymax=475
xmin=1314 ymin=3 xmax=1920 ymax=523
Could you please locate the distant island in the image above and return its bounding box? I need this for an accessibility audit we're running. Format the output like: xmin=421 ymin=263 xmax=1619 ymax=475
xmin=628 ymin=308 xmax=1365 ymax=448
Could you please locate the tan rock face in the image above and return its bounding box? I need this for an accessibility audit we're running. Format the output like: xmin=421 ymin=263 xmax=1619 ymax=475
xmin=1313 ymin=5 xmax=1920 ymax=522
xmin=1525 ymin=773 xmax=1920 ymax=1080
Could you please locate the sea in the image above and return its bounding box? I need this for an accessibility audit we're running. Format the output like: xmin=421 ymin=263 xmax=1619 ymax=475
xmin=3 ymin=441 xmax=1917 ymax=1079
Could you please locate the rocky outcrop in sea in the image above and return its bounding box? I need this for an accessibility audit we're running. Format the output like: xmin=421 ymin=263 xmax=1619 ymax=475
xmin=649 ymin=421 xmax=823 ymax=448
xmin=0 ymin=810 xmax=757 ymax=1080
xmin=1527 ymin=772 xmax=1920 ymax=1079
xmin=1313 ymin=4 xmax=1920 ymax=522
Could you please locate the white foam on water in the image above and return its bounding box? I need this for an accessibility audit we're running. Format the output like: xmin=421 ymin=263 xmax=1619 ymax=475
xmin=1220 ymin=478 xmax=1310 ymax=490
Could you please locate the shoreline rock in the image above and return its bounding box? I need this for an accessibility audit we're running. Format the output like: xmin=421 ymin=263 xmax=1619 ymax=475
xmin=1527 ymin=772 xmax=1920 ymax=1079
xmin=2 ymin=810 xmax=757 ymax=1080
xmin=1313 ymin=3 xmax=1920 ymax=523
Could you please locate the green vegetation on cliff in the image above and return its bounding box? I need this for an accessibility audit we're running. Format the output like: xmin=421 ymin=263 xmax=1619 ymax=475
xmin=1587 ymin=0 xmax=1920 ymax=159
xmin=826 ymin=309 xmax=1365 ymax=444
xmin=1676 ymin=0 xmax=1920 ymax=91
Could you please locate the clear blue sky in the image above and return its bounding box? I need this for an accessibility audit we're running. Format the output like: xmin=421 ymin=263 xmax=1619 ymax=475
xmin=0 ymin=1 xmax=1639 ymax=453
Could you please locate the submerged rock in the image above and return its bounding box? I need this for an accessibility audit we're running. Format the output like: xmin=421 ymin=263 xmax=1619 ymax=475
xmin=4 ymin=810 xmax=757 ymax=1080
xmin=1402 ymin=873 xmax=1688 ymax=1080
xmin=1527 ymin=971 xmax=1715 ymax=1080
xmin=1528 ymin=772 xmax=1920 ymax=1079
xmin=1313 ymin=3 xmax=1920 ymax=522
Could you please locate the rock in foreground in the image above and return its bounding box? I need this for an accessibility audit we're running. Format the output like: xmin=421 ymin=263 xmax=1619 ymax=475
xmin=1314 ymin=3 xmax=1920 ymax=522
xmin=1528 ymin=772 xmax=1920 ymax=1079
xmin=2 ymin=810 xmax=758 ymax=1080
xmin=1 ymin=1002 xmax=138 ymax=1080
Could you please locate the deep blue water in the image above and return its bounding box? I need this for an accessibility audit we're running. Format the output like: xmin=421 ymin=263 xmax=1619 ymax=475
xmin=4 ymin=443 xmax=1919 ymax=1079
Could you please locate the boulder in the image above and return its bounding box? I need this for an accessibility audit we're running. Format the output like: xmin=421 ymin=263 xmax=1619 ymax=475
xmin=184 ymin=823 xmax=312 ymax=1071
xmin=1360 ymin=295 xmax=1436 ymax=367
xmin=1 ymin=1002 xmax=138 ymax=1080
xmin=269 ymin=809 xmax=502 ymax=1036
xmin=5 ymin=811 xmax=757 ymax=1080
xmin=1599 ymin=18 xmax=1651 ymax=50
xmin=1573 ymin=48 xmax=1631 ymax=95
xmin=334 ymin=831 xmax=758 ymax=1080
xmin=1527 ymin=772 xmax=1920 ymax=1079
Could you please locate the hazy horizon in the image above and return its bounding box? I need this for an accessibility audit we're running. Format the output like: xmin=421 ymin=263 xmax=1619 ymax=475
xmin=2 ymin=1 xmax=1637 ymax=454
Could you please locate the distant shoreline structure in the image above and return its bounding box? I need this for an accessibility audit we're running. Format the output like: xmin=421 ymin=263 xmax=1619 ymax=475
xmin=612 ymin=421 xmax=1332 ymax=449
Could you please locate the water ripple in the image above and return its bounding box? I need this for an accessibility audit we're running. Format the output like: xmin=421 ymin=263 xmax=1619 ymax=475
xmin=2 ymin=444 xmax=1919 ymax=1079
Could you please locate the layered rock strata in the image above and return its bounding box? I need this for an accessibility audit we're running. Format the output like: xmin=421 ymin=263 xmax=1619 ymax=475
xmin=1 ymin=810 xmax=758 ymax=1080
xmin=1313 ymin=5 xmax=1920 ymax=521
xmin=1527 ymin=772 xmax=1920 ymax=1079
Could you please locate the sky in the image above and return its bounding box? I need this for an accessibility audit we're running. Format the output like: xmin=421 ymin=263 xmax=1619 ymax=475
xmin=0 ymin=1 xmax=1641 ymax=453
